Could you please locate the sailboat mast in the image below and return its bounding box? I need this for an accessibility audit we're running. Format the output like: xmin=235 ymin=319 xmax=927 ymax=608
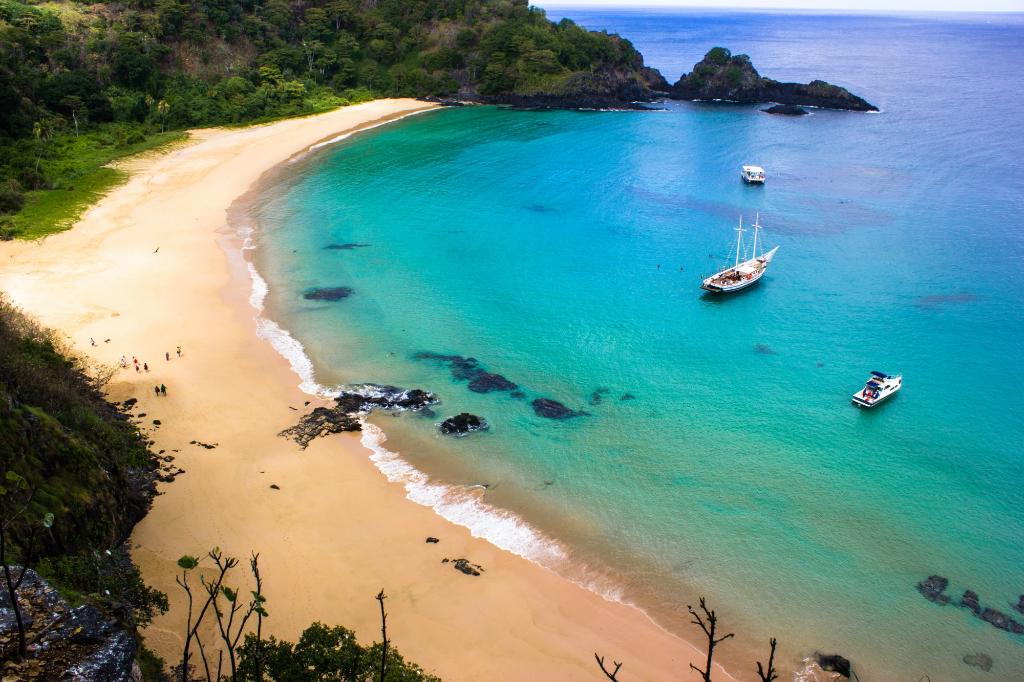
xmin=752 ymin=212 xmax=760 ymax=260
xmin=735 ymin=216 xmax=744 ymax=267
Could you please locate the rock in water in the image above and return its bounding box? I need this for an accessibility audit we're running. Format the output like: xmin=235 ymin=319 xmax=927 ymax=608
xmin=670 ymin=47 xmax=877 ymax=111
xmin=439 ymin=413 xmax=489 ymax=436
xmin=917 ymin=575 xmax=951 ymax=604
xmin=1014 ymin=594 xmax=1024 ymax=615
xmin=815 ymin=653 xmax=852 ymax=678
xmin=531 ymin=398 xmax=587 ymax=419
xmin=280 ymin=384 xmax=437 ymax=448
xmin=763 ymin=104 xmax=809 ymax=115
xmin=467 ymin=372 xmax=517 ymax=393
xmin=961 ymin=590 xmax=982 ymax=614
xmin=962 ymin=653 xmax=993 ymax=672
xmin=980 ymin=607 xmax=1024 ymax=634
xmin=303 ymin=286 xmax=354 ymax=301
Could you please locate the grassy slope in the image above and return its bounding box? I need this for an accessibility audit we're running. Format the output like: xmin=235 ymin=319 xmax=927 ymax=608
xmin=11 ymin=130 xmax=187 ymax=240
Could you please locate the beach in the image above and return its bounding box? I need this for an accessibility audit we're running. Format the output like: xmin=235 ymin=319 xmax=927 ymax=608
xmin=0 ymin=99 xmax=734 ymax=681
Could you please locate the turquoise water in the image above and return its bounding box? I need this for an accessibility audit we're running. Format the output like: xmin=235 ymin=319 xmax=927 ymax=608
xmin=249 ymin=11 xmax=1024 ymax=680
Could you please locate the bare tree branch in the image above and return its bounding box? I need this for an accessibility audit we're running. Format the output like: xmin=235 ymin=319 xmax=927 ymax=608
xmin=594 ymin=653 xmax=623 ymax=680
xmin=687 ymin=597 xmax=734 ymax=682
xmin=756 ymin=637 xmax=778 ymax=682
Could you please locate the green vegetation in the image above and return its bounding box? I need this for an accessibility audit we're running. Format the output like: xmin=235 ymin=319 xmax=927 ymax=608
xmin=8 ymin=127 xmax=185 ymax=239
xmin=0 ymin=0 xmax=659 ymax=239
xmin=236 ymin=622 xmax=441 ymax=681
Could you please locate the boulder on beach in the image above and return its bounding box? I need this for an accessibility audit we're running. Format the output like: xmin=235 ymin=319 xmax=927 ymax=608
xmin=438 ymin=412 xmax=489 ymax=436
xmin=303 ymin=286 xmax=354 ymax=301
xmin=531 ymin=398 xmax=587 ymax=419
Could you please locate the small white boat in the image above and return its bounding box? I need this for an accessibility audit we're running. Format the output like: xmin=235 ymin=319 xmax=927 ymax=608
xmin=852 ymin=371 xmax=902 ymax=408
xmin=701 ymin=214 xmax=779 ymax=294
xmin=741 ymin=165 xmax=766 ymax=184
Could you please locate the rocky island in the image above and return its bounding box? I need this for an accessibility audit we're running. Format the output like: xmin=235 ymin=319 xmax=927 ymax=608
xmin=669 ymin=47 xmax=877 ymax=112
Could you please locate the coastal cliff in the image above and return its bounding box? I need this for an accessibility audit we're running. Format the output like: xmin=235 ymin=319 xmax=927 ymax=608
xmin=670 ymin=47 xmax=877 ymax=111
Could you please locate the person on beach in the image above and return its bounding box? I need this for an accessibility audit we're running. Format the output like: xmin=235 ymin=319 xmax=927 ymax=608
xmin=176 ymin=345 xmax=182 ymax=358
xmin=135 ymin=364 xmax=140 ymax=373
xmin=160 ymin=384 xmax=166 ymax=395
xmin=155 ymin=385 xmax=160 ymax=396
xmin=120 ymin=355 xmax=127 ymax=368
xmin=165 ymin=351 xmax=170 ymax=361
xmin=144 ymin=362 xmax=149 ymax=372
xmin=90 ymin=337 xmax=96 ymax=346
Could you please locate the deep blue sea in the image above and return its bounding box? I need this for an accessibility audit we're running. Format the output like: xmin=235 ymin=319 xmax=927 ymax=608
xmin=247 ymin=9 xmax=1024 ymax=680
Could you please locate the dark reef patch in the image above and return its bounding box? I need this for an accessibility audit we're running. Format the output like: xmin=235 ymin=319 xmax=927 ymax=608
xmin=754 ymin=343 xmax=777 ymax=355
xmin=323 ymin=243 xmax=371 ymax=250
xmin=532 ymin=398 xmax=587 ymax=420
xmin=915 ymin=292 xmax=978 ymax=309
xmin=414 ymin=352 xmax=519 ymax=395
xmin=303 ymin=286 xmax=354 ymax=301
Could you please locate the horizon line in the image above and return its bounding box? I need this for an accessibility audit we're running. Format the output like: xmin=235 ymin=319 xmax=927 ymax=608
xmin=538 ymin=3 xmax=1024 ymax=14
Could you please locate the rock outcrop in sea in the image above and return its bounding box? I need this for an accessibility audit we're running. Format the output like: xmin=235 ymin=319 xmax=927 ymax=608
xmin=439 ymin=413 xmax=489 ymax=436
xmin=279 ymin=384 xmax=437 ymax=448
xmin=0 ymin=569 xmax=137 ymax=681
xmin=669 ymin=47 xmax=877 ymax=112
xmin=915 ymin=574 xmax=1024 ymax=635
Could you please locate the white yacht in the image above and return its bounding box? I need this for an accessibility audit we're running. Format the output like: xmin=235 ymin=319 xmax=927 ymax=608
xmin=701 ymin=214 xmax=779 ymax=294
xmin=741 ymin=165 xmax=766 ymax=184
xmin=852 ymin=372 xmax=902 ymax=408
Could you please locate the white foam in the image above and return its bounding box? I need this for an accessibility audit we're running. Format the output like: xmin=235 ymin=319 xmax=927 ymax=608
xmin=360 ymin=422 xmax=567 ymax=566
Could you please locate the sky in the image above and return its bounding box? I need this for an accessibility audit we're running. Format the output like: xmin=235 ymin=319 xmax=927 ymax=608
xmin=540 ymin=0 xmax=1024 ymax=12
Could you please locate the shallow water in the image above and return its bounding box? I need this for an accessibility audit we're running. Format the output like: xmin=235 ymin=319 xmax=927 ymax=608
xmin=250 ymin=10 xmax=1024 ymax=680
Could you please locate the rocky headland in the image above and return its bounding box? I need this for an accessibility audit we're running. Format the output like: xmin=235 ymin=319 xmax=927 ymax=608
xmin=669 ymin=47 xmax=877 ymax=112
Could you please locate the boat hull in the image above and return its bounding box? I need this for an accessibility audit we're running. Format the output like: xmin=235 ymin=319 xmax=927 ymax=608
xmin=851 ymin=384 xmax=901 ymax=408
xmin=700 ymin=272 xmax=764 ymax=293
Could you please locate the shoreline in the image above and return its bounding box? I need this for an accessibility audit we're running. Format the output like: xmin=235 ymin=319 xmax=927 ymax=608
xmin=0 ymin=99 xmax=738 ymax=681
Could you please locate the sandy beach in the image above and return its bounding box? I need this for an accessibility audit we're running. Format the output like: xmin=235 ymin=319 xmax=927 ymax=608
xmin=0 ymin=99 xmax=738 ymax=681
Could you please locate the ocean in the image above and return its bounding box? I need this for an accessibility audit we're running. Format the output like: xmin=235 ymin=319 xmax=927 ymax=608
xmin=244 ymin=9 xmax=1024 ymax=680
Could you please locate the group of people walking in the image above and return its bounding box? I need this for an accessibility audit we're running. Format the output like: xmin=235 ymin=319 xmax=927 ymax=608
xmin=116 ymin=345 xmax=182 ymax=397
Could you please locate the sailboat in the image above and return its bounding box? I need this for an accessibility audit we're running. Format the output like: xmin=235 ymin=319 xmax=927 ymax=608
xmin=700 ymin=214 xmax=779 ymax=294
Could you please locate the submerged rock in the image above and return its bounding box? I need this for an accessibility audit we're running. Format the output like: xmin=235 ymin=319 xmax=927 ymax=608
xmin=467 ymin=372 xmax=517 ymax=393
xmin=963 ymin=653 xmax=993 ymax=672
xmin=280 ymin=384 xmax=438 ymax=448
xmin=590 ymin=388 xmax=610 ymax=405
xmin=916 ymin=575 xmax=951 ymax=604
xmin=414 ymin=352 xmax=519 ymax=394
xmin=815 ymin=653 xmax=851 ymax=678
xmin=439 ymin=413 xmax=489 ymax=436
xmin=763 ymin=103 xmax=808 ymax=115
xmin=303 ymin=286 xmax=354 ymax=301
xmin=961 ymin=590 xmax=982 ymax=615
xmin=1015 ymin=595 xmax=1024 ymax=615
xmin=980 ymin=607 xmax=1024 ymax=634
xmin=323 ymin=243 xmax=370 ymax=250
xmin=531 ymin=398 xmax=587 ymax=419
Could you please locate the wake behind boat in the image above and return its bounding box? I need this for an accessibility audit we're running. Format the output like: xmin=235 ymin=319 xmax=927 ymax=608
xmin=701 ymin=214 xmax=779 ymax=294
